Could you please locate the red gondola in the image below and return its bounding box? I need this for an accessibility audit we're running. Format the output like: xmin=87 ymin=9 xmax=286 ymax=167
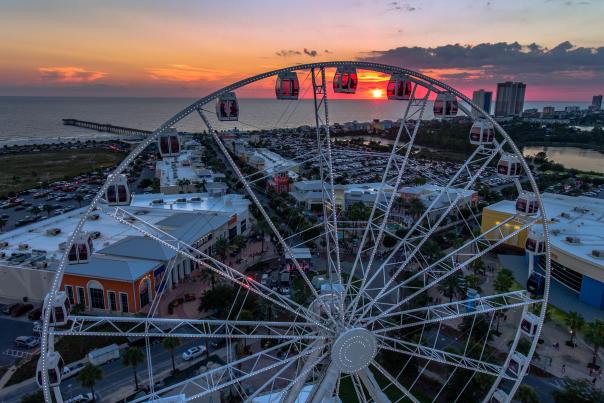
xmin=387 ymin=74 xmax=412 ymax=100
xmin=216 ymin=92 xmax=239 ymax=121
xmin=333 ymin=65 xmax=358 ymax=94
xmin=276 ymin=72 xmax=300 ymax=100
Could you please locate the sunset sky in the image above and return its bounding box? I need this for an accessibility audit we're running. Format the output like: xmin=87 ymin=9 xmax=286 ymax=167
xmin=1 ymin=0 xmax=603 ymax=100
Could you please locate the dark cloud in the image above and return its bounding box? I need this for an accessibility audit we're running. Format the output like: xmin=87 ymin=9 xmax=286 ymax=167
xmin=275 ymin=50 xmax=302 ymax=57
xmin=363 ymin=42 xmax=604 ymax=85
xmin=303 ymin=48 xmax=318 ymax=57
xmin=387 ymin=1 xmax=416 ymax=12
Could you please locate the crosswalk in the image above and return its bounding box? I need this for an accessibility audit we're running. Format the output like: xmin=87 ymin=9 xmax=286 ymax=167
xmin=2 ymin=349 xmax=33 ymax=359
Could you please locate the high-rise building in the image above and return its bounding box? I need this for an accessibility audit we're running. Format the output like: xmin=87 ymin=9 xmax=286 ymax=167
xmin=494 ymin=81 xmax=526 ymax=117
xmin=471 ymin=89 xmax=493 ymax=117
xmin=592 ymin=95 xmax=603 ymax=111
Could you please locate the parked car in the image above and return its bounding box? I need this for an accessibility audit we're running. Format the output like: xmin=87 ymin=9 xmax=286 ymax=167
xmin=11 ymin=303 xmax=33 ymax=317
xmin=28 ymin=307 xmax=42 ymax=321
xmin=209 ymin=338 xmax=226 ymax=350
xmin=182 ymin=345 xmax=207 ymax=361
xmin=14 ymin=336 xmax=40 ymax=348
xmin=62 ymin=362 xmax=86 ymax=379
xmin=64 ymin=392 xmax=97 ymax=403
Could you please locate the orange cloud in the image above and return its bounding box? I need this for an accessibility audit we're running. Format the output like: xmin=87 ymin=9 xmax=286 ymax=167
xmin=357 ymin=71 xmax=390 ymax=83
xmin=38 ymin=67 xmax=107 ymax=82
xmin=147 ymin=64 xmax=233 ymax=82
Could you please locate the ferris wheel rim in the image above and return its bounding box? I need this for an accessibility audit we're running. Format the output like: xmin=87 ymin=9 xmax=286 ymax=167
xmin=38 ymin=61 xmax=551 ymax=403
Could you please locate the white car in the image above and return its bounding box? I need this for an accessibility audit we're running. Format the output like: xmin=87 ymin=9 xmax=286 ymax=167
xmin=182 ymin=345 xmax=207 ymax=361
xmin=14 ymin=336 xmax=40 ymax=349
xmin=65 ymin=392 xmax=97 ymax=403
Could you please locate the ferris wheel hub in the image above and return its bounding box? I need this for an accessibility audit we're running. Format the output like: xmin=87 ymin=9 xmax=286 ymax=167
xmin=331 ymin=327 xmax=377 ymax=374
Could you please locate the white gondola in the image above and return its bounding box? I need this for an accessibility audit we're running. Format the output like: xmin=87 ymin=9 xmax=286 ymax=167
xmin=508 ymin=352 xmax=527 ymax=376
xmin=105 ymin=174 xmax=130 ymax=206
xmin=158 ymin=128 xmax=181 ymax=158
xmin=216 ymin=92 xmax=239 ymax=121
xmin=520 ymin=311 xmax=539 ymax=337
xmin=497 ymin=153 xmax=522 ymax=177
xmin=516 ymin=191 xmax=539 ymax=215
xmin=433 ymin=92 xmax=458 ymax=118
xmin=387 ymin=74 xmax=412 ymax=100
xmin=275 ymin=72 xmax=300 ymax=100
xmin=525 ymin=231 xmax=545 ymax=254
xmin=490 ymin=389 xmax=509 ymax=403
xmin=469 ymin=119 xmax=496 ymax=145
xmin=333 ymin=65 xmax=358 ymax=94
xmin=43 ymin=291 xmax=71 ymax=326
xmin=67 ymin=233 xmax=93 ymax=264
xmin=36 ymin=351 xmax=64 ymax=388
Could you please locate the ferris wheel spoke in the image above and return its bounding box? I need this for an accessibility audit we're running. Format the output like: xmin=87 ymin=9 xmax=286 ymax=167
xmin=345 ymin=87 xmax=430 ymax=322
xmin=242 ymin=151 xmax=318 ymax=185
xmin=347 ymin=138 xmax=508 ymax=322
xmin=133 ymin=339 xmax=325 ymax=402
xmin=197 ymin=108 xmax=340 ymax=328
xmin=359 ymin=214 xmax=538 ymax=326
xmin=357 ymin=367 xmax=392 ymax=403
xmin=51 ymin=316 xmax=326 ymax=340
xmin=310 ymin=67 xmax=343 ymax=289
xmin=101 ymin=205 xmax=330 ymax=330
xmin=370 ymin=360 xmax=419 ymax=403
xmin=367 ymin=290 xmax=540 ymax=333
xmin=375 ymin=335 xmax=512 ymax=380
xmin=279 ymin=347 xmax=330 ymax=403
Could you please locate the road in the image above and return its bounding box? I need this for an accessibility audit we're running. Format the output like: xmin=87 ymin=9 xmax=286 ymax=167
xmin=0 ymin=338 xmax=212 ymax=402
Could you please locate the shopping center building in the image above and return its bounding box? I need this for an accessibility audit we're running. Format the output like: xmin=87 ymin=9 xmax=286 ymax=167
xmin=481 ymin=193 xmax=604 ymax=309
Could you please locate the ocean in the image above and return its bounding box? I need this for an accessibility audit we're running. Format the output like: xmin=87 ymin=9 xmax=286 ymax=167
xmin=0 ymin=96 xmax=592 ymax=141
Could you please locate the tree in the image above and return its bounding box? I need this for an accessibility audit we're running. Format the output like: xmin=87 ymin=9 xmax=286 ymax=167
xmin=163 ymin=337 xmax=181 ymax=373
xmin=584 ymin=319 xmax=604 ymax=367
xmin=438 ymin=273 xmax=464 ymax=302
xmin=493 ymin=269 xmax=514 ymax=333
xmin=122 ymin=346 xmax=145 ymax=390
xmin=74 ymin=194 xmax=84 ymax=207
xmin=515 ymin=384 xmax=539 ymax=403
xmin=347 ymin=202 xmax=370 ymax=223
xmin=553 ymin=378 xmax=604 ymax=403
xmin=255 ymin=219 xmax=271 ymax=252
xmin=465 ymin=274 xmax=482 ymax=293
xmin=214 ymin=238 xmax=230 ymax=262
xmin=0 ymin=218 xmax=5 ymax=232
xmin=42 ymin=204 xmax=53 ymax=217
xmin=77 ymin=363 xmax=102 ymax=399
xmin=564 ymin=311 xmax=585 ymax=346
xmin=408 ymin=198 xmax=425 ymax=219
xmin=20 ymin=391 xmax=44 ymax=403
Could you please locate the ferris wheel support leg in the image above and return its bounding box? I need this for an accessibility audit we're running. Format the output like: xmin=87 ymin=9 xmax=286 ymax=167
xmin=358 ymin=368 xmax=391 ymax=403
xmin=52 ymin=386 xmax=64 ymax=403
xmin=281 ymin=343 xmax=325 ymax=403
xmin=307 ymin=363 xmax=339 ymax=403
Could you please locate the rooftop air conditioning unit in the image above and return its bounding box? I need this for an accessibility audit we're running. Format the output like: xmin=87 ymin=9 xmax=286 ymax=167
xmin=592 ymin=250 xmax=604 ymax=258
xmin=0 ymin=241 xmax=8 ymax=248
xmin=552 ymin=229 xmax=561 ymax=236
xmin=90 ymin=231 xmax=101 ymax=239
xmin=46 ymin=228 xmax=61 ymax=236
xmin=58 ymin=242 xmax=67 ymax=251
xmin=574 ymin=207 xmax=589 ymax=213
xmin=18 ymin=243 xmax=29 ymax=250
xmin=34 ymin=260 xmax=48 ymax=269
xmin=0 ymin=252 xmax=5 ymax=258
xmin=561 ymin=212 xmax=571 ymax=218
xmin=87 ymin=214 xmax=100 ymax=221
xmin=565 ymin=236 xmax=581 ymax=244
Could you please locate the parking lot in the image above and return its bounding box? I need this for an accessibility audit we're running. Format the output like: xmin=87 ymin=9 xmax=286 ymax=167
xmin=0 ymin=316 xmax=38 ymax=367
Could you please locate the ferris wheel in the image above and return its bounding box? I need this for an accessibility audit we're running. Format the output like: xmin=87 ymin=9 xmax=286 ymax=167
xmin=38 ymin=62 xmax=551 ymax=403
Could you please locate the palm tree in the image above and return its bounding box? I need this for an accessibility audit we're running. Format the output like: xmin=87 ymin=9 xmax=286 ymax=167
xmin=214 ymin=238 xmax=230 ymax=262
xmin=408 ymin=198 xmax=425 ymax=219
xmin=42 ymin=204 xmax=53 ymax=217
xmin=163 ymin=337 xmax=181 ymax=373
xmin=515 ymin=384 xmax=539 ymax=403
xmin=564 ymin=311 xmax=585 ymax=346
xmin=74 ymin=194 xmax=84 ymax=207
xmin=122 ymin=346 xmax=145 ymax=390
xmin=438 ymin=273 xmax=464 ymax=303
xmin=77 ymin=364 xmax=102 ymax=399
xmin=493 ymin=269 xmax=514 ymax=333
xmin=255 ymin=219 xmax=271 ymax=252
xmin=584 ymin=319 xmax=604 ymax=367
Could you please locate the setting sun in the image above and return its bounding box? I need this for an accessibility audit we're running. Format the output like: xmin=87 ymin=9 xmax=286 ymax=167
xmin=371 ymin=88 xmax=384 ymax=98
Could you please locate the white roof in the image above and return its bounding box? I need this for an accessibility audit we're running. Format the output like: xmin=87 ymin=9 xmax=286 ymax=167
xmin=487 ymin=192 xmax=604 ymax=268
xmin=130 ymin=192 xmax=249 ymax=216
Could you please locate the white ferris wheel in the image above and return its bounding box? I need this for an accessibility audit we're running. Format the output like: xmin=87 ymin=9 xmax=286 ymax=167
xmin=38 ymin=62 xmax=551 ymax=403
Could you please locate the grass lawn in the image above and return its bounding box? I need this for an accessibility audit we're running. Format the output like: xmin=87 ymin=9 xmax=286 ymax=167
xmin=0 ymin=149 xmax=125 ymax=197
